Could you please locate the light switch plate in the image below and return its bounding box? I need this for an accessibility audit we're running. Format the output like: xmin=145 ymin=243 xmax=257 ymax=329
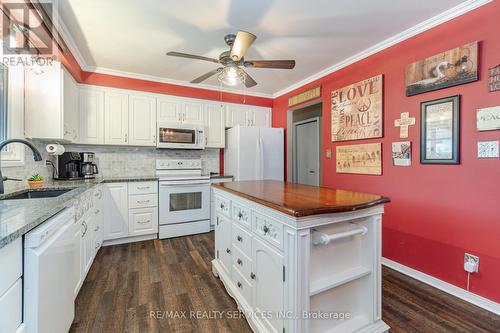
xmin=478 ymin=141 xmax=499 ymax=158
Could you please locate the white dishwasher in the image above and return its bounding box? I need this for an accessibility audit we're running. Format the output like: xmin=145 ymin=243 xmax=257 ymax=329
xmin=24 ymin=207 xmax=76 ymax=333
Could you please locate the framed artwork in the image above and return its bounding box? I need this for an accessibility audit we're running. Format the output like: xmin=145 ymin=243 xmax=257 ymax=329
xmin=489 ymin=65 xmax=500 ymax=92
xmin=392 ymin=141 xmax=412 ymax=166
xmin=476 ymin=106 xmax=500 ymax=131
xmin=405 ymin=41 xmax=478 ymax=96
xmin=336 ymin=143 xmax=382 ymax=175
xmin=420 ymin=95 xmax=460 ymax=164
xmin=331 ymin=74 xmax=383 ymax=142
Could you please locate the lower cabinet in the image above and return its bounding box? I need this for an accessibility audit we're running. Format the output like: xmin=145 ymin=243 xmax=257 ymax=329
xmin=215 ymin=214 xmax=232 ymax=275
xmin=103 ymin=181 xmax=158 ymax=243
xmin=0 ymin=239 xmax=23 ymax=333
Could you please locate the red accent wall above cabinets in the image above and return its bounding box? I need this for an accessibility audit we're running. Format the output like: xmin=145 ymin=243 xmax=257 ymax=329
xmin=272 ymin=1 xmax=500 ymax=303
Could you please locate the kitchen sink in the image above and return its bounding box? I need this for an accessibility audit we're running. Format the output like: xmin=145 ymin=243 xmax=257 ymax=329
xmin=2 ymin=188 xmax=74 ymax=200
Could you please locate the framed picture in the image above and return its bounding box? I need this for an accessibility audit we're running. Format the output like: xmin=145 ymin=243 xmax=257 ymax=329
xmin=405 ymin=41 xmax=478 ymax=96
xmin=420 ymin=95 xmax=460 ymax=164
xmin=392 ymin=141 xmax=411 ymax=166
xmin=476 ymin=106 xmax=500 ymax=131
xmin=336 ymin=143 xmax=382 ymax=175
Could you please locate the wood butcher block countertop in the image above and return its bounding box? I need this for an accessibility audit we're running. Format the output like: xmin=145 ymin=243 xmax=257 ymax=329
xmin=212 ymin=181 xmax=390 ymax=217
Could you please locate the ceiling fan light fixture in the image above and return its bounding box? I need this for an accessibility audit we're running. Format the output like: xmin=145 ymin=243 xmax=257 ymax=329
xmin=217 ymin=66 xmax=246 ymax=86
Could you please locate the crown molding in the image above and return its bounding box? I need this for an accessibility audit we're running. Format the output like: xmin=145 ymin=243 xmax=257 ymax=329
xmin=271 ymin=0 xmax=492 ymax=98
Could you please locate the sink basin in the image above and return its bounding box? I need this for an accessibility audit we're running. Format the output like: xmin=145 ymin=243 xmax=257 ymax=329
xmin=2 ymin=189 xmax=73 ymax=200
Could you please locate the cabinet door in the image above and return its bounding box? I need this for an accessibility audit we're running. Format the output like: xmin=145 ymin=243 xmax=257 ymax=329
xmin=104 ymin=91 xmax=129 ymax=145
xmin=79 ymin=87 xmax=105 ymax=144
xmin=215 ymin=213 xmax=232 ymax=276
xmin=103 ymin=183 xmax=129 ymax=240
xmin=225 ymin=104 xmax=249 ymax=127
xmin=205 ymin=103 xmax=225 ymax=148
xmin=84 ymin=214 xmax=95 ymax=274
xmin=63 ymin=68 xmax=79 ymax=142
xmin=157 ymin=97 xmax=182 ymax=123
xmin=129 ymin=207 xmax=158 ymax=236
xmin=129 ymin=94 xmax=157 ymax=146
xmin=183 ymin=101 xmax=205 ymax=125
xmin=250 ymin=107 xmax=271 ymax=127
xmin=252 ymin=237 xmax=285 ymax=333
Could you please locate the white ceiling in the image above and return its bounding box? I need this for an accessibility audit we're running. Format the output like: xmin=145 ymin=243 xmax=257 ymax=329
xmin=56 ymin=0 xmax=477 ymax=97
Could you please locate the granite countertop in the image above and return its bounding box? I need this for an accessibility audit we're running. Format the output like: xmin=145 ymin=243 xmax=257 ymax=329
xmin=0 ymin=176 xmax=159 ymax=249
xmin=213 ymin=180 xmax=390 ymax=217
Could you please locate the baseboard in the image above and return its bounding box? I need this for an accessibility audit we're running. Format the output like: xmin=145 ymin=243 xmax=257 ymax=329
xmin=102 ymin=233 xmax=157 ymax=246
xmin=382 ymin=257 xmax=500 ymax=316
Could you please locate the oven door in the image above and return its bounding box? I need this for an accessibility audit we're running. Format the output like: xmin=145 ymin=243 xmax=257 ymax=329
xmin=156 ymin=123 xmax=204 ymax=149
xmin=159 ymin=180 xmax=210 ymax=225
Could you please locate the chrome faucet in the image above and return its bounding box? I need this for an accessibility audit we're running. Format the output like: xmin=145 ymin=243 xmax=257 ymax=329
xmin=0 ymin=139 xmax=43 ymax=194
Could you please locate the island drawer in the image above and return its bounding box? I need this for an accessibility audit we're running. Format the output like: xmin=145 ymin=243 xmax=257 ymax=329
xmin=128 ymin=181 xmax=158 ymax=195
xmin=216 ymin=196 xmax=231 ymax=217
xmin=232 ymin=202 xmax=252 ymax=230
xmin=252 ymin=212 xmax=283 ymax=251
xmin=232 ymin=265 xmax=253 ymax=306
xmin=232 ymin=222 xmax=252 ymax=258
xmin=232 ymin=244 xmax=253 ymax=281
xmin=128 ymin=193 xmax=158 ymax=209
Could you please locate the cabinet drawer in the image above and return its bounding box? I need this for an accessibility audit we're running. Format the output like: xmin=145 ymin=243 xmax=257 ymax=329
xmin=0 ymin=278 xmax=22 ymax=333
xmin=253 ymin=212 xmax=283 ymax=251
xmin=232 ymin=245 xmax=253 ymax=282
xmin=129 ymin=207 xmax=158 ymax=236
xmin=128 ymin=193 xmax=158 ymax=208
xmin=232 ymin=265 xmax=253 ymax=307
xmin=215 ymin=196 xmax=231 ymax=217
xmin=232 ymin=202 xmax=251 ymax=230
xmin=0 ymin=238 xmax=22 ymax=297
xmin=128 ymin=181 xmax=158 ymax=195
xmin=232 ymin=222 xmax=252 ymax=258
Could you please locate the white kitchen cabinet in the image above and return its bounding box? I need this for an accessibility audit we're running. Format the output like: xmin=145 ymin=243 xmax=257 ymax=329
xmin=183 ymin=100 xmax=205 ymax=125
xmin=79 ymin=87 xmax=105 ymax=144
xmin=24 ymin=61 xmax=79 ymax=141
xmin=249 ymin=107 xmax=271 ymax=127
xmin=157 ymin=97 xmax=182 ymax=123
xmin=103 ymin=183 xmax=129 ymax=240
xmin=129 ymin=207 xmax=158 ymax=236
xmin=252 ymin=236 xmax=285 ymax=333
xmin=0 ymin=238 xmax=23 ymax=333
xmin=225 ymin=104 xmax=249 ymax=128
xmin=81 ymin=212 xmax=95 ymax=275
xmin=129 ymin=94 xmax=157 ymax=146
xmin=215 ymin=213 xmax=232 ymax=276
xmin=204 ymin=103 xmax=225 ymax=148
xmin=0 ymin=279 xmax=22 ymax=333
xmin=104 ymin=91 xmax=129 ymax=145
xmin=93 ymin=186 xmax=104 ymax=253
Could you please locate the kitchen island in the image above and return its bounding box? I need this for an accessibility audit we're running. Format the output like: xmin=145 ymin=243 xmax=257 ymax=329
xmin=211 ymin=181 xmax=390 ymax=333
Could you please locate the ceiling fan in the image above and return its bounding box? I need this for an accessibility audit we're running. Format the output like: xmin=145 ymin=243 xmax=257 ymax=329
xmin=166 ymin=31 xmax=295 ymax=88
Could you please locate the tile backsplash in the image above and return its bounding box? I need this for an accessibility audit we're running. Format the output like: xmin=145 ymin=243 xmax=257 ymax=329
xmin=0 ymin=141 xmax=220 ymax=192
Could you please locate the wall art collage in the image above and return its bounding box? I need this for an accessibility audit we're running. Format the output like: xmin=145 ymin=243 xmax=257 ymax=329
xmin=333 ymin=40 xmax=499 ymax=175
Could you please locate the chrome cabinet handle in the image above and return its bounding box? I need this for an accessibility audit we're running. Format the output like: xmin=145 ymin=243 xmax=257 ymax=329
xmin=237 ymin=235 xmax=243 ymax=242
xmin=95 ymin=225 xmax=100 ymax=232
xmin=136 ymin=186 xmax=150 ymax=190
xmin=220 ymin=203 xmax=225 ymax=209
xmin=226 ymin=248 xmax=231 ymax=254
xmin=237 ymin=258 xmax=242 ymax=265
xmin=137 ymin=220 xmax=151 ymax=224
xmin=238 ymin=212 xmax=243 ymax=219
xmin=81 ymin=221 xmax=88 ymax=237
xmin=95 ymin=242 xmax=100 ymax=250
xmin=250 ymin=272 xmax=255 ymax=280
xmin=237 ymin=282 xmax=242 ymax=288
xmin=94 ymin=209 xmax=100 ymax=215
xmin=263 ymin=225 xmax=270 ymax=234
xmin=125 ymin=133 xmax=128 ymax=143
xmin=137 ymin=200 xmax=150 ymax=204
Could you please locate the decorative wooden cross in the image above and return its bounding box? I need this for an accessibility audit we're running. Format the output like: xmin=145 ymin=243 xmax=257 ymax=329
xmin=394 ymin=112 xmax=416 ymax=138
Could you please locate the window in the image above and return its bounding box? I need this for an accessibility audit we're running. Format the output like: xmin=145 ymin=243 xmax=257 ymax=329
xmin=0 ymin=64 xmax=7 ymax=142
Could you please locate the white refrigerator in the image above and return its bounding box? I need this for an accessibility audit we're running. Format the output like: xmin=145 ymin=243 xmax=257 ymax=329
xmin=224 ymin=126 xmax=284 ymax=181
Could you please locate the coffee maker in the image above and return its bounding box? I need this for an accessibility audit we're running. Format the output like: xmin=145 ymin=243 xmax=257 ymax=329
xmin=79 ymin=152 xmax=99 ymax=179
xmin=56 ymin=152 xmax=82 ymax=180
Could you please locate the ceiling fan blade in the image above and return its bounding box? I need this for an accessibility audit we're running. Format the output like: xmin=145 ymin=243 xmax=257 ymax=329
xmin=230 ymin=31 xmax=256 ymax=61
xmin=243 ymin=70 xmax=257 ymax=88
xmin=167 ymin=51 xmax=220 ymax=64
xmin=244 ymin=60 xmax=295 ymax=69
xmin=190 ymin=68 xmax=223 ymax=84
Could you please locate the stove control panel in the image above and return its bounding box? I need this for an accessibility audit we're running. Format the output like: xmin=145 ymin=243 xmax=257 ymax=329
xmin=156 ymin=159 xmax=202 ymax=170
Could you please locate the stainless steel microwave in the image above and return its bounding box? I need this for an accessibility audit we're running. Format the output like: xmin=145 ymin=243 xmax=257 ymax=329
xmin=156 ymin=122 xmax=205 ymax=149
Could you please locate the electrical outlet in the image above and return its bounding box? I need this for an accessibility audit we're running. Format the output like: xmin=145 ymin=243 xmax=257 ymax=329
xmin=464 ymin=253 xmax=479 ymax=273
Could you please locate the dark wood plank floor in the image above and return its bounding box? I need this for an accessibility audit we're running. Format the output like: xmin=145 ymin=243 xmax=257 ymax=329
xmin=70 ymin=232 xmax=500 ymax=333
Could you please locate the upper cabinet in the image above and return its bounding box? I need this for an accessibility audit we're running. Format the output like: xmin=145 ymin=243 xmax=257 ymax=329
xmin=24 ymin=62 xmax=79 ymax=141
xmin=157 ymin=97 xmax=181 ymax=123
xmin=183 ymin=100 xmax=205 ymax=125
xmin=225 ymin=103 xmax=271 ymax=128
xmin=104 ymin=91 xmax=129 ymax=145
xmin=79 ymin=87 xmax=105 ymax=145
xmin=204 ymin=102 xmax=225 ymax=148
xmin=129 ymin=95 xmax=156 ymax=146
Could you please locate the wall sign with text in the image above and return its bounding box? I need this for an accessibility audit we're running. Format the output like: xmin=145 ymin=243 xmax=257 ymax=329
xmin=331 ymin=74 xmax=383 ymax=142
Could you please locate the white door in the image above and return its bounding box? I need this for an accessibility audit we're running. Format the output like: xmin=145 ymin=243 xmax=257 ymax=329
xmin=205 ymin=103 xmax=225 ymax=148
xmin=129 ymin=207 xmax=158 ymax=236
xmin=252 ymin=237 xmax=285 ymax=333
xmin=104 ymin=91 xmax=129 ymax=145
xmin=157 ymin=97 xmax=182 ymax=123
xmin=215 ymin=213 xmax=232 ymax=275
xmin=294 ymin=119 xmax=320 ymax=186
xmin=249 ymin=108 xmax=271 ymax=127
xmin=183 ymin=101 xmax=205 ymax=125
xmin=129 ymin=94 xmax=157 ymax=146
xmin=79 ymin=88 xmax=105 ymax=144
xmin=259 ymin=128 xmax=284 ymax=181
xmin=103 ymin=183 xmax=129 ymax=240
xmin=225 ymin=104 xmax=249 ymax=127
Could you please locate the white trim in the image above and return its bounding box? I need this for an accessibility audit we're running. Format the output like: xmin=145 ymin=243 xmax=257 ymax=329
xmin=271 ymin=0 xmax=491 ymax=98
xmin=382 ymin=257 xmax=500 ymax=316
xmin=53 ymin=0 xmax=491 ymax=98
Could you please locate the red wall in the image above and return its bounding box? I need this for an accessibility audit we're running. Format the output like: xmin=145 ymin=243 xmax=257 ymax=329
xmin=272 ymin=1 xmax=500 ymax=302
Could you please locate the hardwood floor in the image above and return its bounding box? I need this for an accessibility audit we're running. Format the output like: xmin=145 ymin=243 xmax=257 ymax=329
xmin=70 ymin=232 xmax=500 ymax=333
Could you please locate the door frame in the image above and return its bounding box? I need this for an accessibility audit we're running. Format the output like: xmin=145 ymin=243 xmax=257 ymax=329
xmin=292 ymin=117 xmax=320 ymax=185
